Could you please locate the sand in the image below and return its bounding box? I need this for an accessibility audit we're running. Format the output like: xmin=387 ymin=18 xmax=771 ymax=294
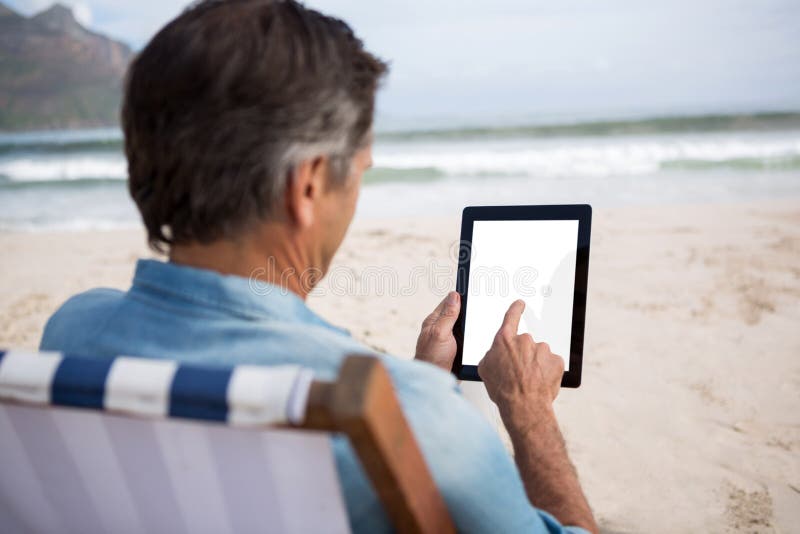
xmin=1 ymin=200 xmax=798 ymax=533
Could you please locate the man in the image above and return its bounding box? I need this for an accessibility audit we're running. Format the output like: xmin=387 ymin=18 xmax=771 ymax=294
xmin=41 ymin=1 xmax=597 ymax=532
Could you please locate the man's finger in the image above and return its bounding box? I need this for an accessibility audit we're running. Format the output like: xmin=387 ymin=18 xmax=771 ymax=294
xmin=423 ymin=291 xmax=458 ymax=328
xmin=435 ymin=291 xmax=460 ymax=328
xmin=499 ymin=299 xmax=525 ymax=337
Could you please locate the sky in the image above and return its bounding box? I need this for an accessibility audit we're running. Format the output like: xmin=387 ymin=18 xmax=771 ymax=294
xmin=7 ymin=0 xmax=800 ymax=127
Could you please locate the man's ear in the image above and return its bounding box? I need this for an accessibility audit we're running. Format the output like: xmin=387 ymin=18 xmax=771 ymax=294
xmin=285 ymin=156 xmax=327 ymax=228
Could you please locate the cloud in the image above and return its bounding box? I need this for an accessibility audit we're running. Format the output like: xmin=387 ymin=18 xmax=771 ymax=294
xmin=71 ymin=1 xmax=91 ymax=27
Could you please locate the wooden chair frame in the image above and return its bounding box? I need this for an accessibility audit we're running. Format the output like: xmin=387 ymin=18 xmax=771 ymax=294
xmin=302 ymin=355 xmax=455 ymax=534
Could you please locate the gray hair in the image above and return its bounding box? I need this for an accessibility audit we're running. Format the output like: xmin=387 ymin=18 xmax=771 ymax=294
xmin=124 ymin=0 xmax=388 ymax=251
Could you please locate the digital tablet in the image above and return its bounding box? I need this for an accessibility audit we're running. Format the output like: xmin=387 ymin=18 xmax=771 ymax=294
xmin=452 ymin=205 xmax=591 ymax=387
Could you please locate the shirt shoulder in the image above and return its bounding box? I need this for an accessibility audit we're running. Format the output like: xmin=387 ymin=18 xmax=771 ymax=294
xmin=40 ymin=288 xmax=125 ymax=353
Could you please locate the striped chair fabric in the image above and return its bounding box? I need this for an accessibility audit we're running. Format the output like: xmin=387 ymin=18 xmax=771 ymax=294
xmin=0 ymin=349 xmax=351 ymax=534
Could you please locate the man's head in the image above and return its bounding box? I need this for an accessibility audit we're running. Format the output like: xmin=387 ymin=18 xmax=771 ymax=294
xmin=123 ymin=0 xmax=387 ymax=276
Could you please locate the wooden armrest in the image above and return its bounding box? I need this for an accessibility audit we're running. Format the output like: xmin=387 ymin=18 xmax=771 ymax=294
xmin=303 ymin=355 xmax=455 ymax=534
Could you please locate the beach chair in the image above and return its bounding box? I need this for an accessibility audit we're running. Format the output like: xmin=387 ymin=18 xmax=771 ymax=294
xmin=0 ymin=349 xmax=454 ymax=534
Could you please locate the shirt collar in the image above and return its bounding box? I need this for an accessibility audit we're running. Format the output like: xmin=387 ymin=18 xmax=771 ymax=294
xmin=131 ymin=259 xmax=349 ymax=335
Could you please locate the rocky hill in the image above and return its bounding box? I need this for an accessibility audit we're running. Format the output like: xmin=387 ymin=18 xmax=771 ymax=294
xmin=0 ymin=2 xmax=133 ymax=131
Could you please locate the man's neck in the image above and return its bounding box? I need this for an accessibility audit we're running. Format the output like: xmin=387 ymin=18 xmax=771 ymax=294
xmin=168 ymin=228 xmax=313 ymax=299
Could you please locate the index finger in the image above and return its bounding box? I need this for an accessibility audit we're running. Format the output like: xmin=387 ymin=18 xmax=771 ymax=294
xmin=499 ymin=299 xmax=525 ymax=337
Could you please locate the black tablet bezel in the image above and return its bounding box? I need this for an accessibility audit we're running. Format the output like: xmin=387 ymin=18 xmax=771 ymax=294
xmin=451 ymin=204 xmax=591 ymax=388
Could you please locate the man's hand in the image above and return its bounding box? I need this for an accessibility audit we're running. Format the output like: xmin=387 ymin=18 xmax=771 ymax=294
xmin=478 ymin=299 xmax=564 ymax=417
xmin=414 ymin=291 xmax=460 ymax=371
xmin=478 ymin=299 xmax=597 ymax=533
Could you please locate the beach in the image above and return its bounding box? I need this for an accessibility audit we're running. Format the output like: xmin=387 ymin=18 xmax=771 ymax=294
xmin=1 ymin=199 xmax=798 ymax=533
xmin=2 ymin=0 xmax=799 ymax=529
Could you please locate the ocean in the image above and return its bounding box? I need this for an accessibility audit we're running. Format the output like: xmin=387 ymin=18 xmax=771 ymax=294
xmin=1 ymin=113 xmax=799 ymax=231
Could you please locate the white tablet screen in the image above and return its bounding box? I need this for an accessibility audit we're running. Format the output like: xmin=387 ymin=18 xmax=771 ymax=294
xmin=462 ymin=220 xmax=579 ymax=369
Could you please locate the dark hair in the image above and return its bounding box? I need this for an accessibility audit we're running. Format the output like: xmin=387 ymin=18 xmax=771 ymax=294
xmin=123 ymin=0 xmax=388 ymax=251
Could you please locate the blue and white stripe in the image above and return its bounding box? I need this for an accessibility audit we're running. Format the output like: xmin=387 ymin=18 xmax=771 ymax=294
xmin=0 ymin=349 xmax=351 ymax=534
xmin=0 ymin=349 xmax=314 ymax=426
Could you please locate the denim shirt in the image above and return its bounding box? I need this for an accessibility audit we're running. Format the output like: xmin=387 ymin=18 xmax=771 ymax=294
xmin=40 ymin=259 xmax=587 ymax=534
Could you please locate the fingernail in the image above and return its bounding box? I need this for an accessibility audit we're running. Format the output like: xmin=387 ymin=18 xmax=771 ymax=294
xmin=448 ymin=292 xmax=459 ymax=305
